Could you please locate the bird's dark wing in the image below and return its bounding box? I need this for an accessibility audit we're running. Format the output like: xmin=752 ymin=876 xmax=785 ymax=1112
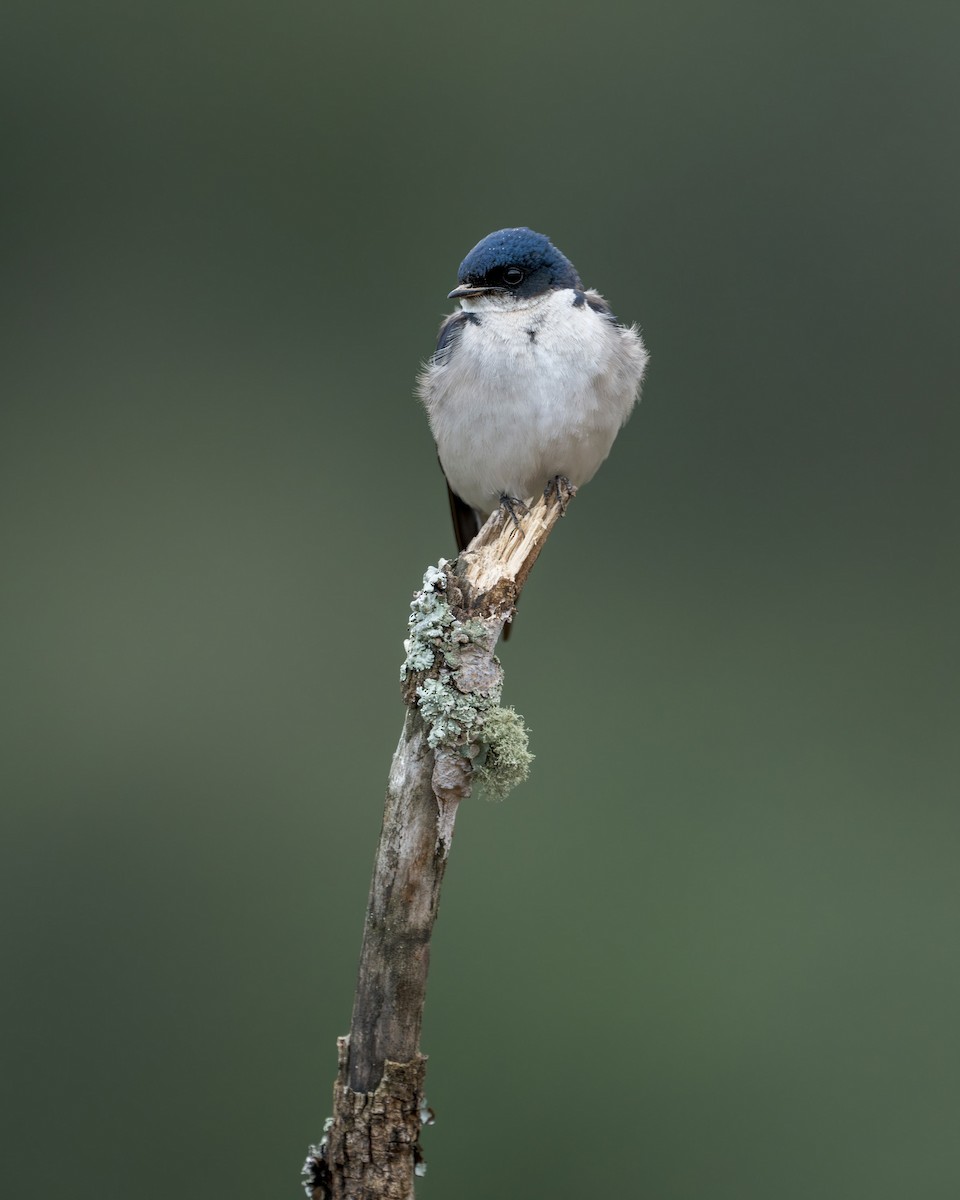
xmin=446 ymin=479 xmax=481 ymax=553
xmin=432 ymin=309 xmax=484 ymax=554
xmin=573 ymin=287 xmax=620 ymax=324
xmin=432 ymin=309 xmax=513 ymax=634
xmin=432 ymin=309 xmax=480 ymax=366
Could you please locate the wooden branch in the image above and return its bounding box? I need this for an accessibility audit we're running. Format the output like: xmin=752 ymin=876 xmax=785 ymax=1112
xmin=303 ymin=486 xmax=574 ymax=1200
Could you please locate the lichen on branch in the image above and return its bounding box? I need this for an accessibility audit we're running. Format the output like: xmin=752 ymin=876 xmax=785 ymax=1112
xmin=401 ymin=561 xmax=532 ymax=802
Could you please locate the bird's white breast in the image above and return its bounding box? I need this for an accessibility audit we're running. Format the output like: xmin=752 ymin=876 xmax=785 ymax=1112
xmin=419 ymin=288 xmax=648 ymax=519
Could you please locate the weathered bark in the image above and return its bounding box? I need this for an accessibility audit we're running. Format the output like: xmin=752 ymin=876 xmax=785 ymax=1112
xmin=346 ymin=708 xmax=447 ymax=1096
xmin=323 ymin=1039 xmax=428 ymax=1199
xmin=305 ymin=486 xmax=574 ymax=1200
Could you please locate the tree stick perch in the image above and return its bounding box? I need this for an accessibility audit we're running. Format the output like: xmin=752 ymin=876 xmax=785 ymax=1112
xmin=303 ymin=486 xmax=574 ymax=1200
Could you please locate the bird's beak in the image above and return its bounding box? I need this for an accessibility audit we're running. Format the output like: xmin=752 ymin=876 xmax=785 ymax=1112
xmin=447 ymin=284 xmax=502 ymax=300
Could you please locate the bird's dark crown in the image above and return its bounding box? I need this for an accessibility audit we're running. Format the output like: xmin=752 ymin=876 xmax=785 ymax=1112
xmin=456 ymin=227 xmax=582 ymax=298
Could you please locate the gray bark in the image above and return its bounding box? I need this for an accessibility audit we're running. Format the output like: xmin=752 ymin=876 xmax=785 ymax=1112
xmin=304 ymin=487 xmax=573 ymax=1200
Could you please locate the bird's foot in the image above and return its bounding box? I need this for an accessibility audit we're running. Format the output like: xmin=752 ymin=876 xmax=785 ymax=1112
xmin=544 ymin=474 xmax=577 ymax=515
xmin=498 ymin=494 xmax=530 ymax=531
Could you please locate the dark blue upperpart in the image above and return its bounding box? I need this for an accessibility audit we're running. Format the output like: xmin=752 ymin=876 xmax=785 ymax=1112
xmin=456 ymin=227 xmax=582 ymax=298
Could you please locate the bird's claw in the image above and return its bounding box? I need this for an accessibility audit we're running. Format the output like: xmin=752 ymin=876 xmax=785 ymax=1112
xmin=544 ymin=474 xmax=576 ymax=515
xmin=498 ymin=494 xmax=530 ymax=531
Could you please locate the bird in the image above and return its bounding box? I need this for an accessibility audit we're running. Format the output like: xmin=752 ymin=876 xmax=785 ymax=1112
xmin=418 ymin=227 xmax=648 ymax=559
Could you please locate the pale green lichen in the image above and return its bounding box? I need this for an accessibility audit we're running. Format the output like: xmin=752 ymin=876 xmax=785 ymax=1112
xmin=400 ymin=562 xmax=533 ymax=800
xmin=401 ymin=563 xmax=456 ymax=674
xmin=473 ymin=705 xmax=535 ymax=800
xmin=416 ymin=677 xmax=484 ymax=749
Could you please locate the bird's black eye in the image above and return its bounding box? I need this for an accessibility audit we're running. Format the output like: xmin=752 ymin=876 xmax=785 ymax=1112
xmin=503 ymin=267 xmax=524 ymax=286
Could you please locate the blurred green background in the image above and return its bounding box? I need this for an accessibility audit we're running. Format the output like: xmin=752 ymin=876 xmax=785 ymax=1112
xmin=2 ymin=1 xmax=958 ymax=1196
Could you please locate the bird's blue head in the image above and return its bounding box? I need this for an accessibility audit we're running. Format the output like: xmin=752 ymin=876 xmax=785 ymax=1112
xmin=449 ymin=227 xmax=582 ymax=301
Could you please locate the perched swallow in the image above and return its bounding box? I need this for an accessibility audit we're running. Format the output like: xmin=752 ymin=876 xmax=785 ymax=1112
xmin=418 ymin=227 xmax=648 ymax=630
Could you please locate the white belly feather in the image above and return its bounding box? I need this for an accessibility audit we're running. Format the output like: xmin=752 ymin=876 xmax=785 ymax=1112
xmin=419 ymin=288 xmax=648 ymax=519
